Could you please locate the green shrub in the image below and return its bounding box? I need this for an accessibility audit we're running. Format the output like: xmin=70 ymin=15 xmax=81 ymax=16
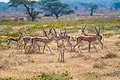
xmin=0 ymin=77 xmax=15 ymax=80
xmin=28 ymin=71 xmax=72 ymax=80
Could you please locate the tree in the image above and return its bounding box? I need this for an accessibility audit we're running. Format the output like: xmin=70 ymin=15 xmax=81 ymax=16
xmin=113 ymin=2 xmax=120 ymax=11
xmin=9 ymin=0 xmax=40 ymax=21
xmin=81 ymin=3 xmax=98 ymax=16
xmin=40 ymin=0 xmax=74 ymax=18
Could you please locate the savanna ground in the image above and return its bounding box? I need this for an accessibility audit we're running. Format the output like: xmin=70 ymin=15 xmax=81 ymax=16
xmin=0 ymin=15 xmax=120 ymax=80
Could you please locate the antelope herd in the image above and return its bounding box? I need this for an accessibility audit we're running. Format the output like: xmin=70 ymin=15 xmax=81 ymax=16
xmin=7 ymin=26 xmax=104 ymax=62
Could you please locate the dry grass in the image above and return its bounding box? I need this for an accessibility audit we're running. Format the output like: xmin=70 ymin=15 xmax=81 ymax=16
xmin=0 ymin=16 xmax=120 ymax=79
xmin=0 ymin=31 xmax=119 ymax=80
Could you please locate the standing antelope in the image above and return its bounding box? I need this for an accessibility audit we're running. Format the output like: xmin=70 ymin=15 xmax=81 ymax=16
xmin=21 ymin=36 xmax=33 ymax=53
xmin=58 ymin=39 xmax=65 ymax=62
xmin=31 ymin=36 xmax=55 ymax=54
xmin=7 ymin=32 xmax=23 ymax=49
xmin=73 ymin=27 xmax=103 ymax=53
xmin=52 ymin=28 xmax=73 ymax=51
xmin=31 ymin=32 xmax=56 ymax=54
xmin=81 ymin=26 xmax=103 ymax=50
xmin=21 ymin=27 xmax=53 ymax=53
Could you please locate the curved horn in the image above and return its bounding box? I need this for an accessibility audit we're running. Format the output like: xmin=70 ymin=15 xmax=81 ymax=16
xmin=64 ymin=28 xmax=67 ymax=36
xmin=42 ymin=29 xmax=48 ymax=37
xmin=81 ymin=25 xmax=86 ymax=32
xmin=53 ymin=28 xmax=57 ymax=34
xmin=94 ymin=27 xmax=99 ymax=34
xmin=48 ymin=27 xmax=53 ymax=35
xmin=83 ymin=25 xmax=86 ymax=30
xmin=98 ymin=26 xmax=100 ymax=33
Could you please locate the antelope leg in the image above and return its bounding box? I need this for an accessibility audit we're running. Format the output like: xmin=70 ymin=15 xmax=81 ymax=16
xmin=46 ymin=44 xmax=53 ymax=54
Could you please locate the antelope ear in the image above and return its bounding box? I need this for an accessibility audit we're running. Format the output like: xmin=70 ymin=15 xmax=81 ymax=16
xmin=20 ymin=32 xmax=23 ymax=35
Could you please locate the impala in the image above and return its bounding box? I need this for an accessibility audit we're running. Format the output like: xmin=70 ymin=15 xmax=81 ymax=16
xmin=31 ymin=34 xmax=55 ymax=54
xmin=73 ymin=27 xmax=103 ymax=53
xmin=30 ymin=27 xmax=55 ymax=54
xmin=7 ymin=32 xmax=23 ymax=49
xmin=58 ymin=39 xmax=65 ymax=62
xmin=52 ymin=28 xmax=73 ymax=51
xmin=21 ymin=27 xmax=53 ymax=53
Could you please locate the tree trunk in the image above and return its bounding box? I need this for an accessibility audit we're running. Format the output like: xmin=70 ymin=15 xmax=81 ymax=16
xmin=90 ymin=9 xmax=94 ymax=16
xmin=31 ymin=15 xmax=35 ymax=22
xmin=55 ymin=14 xmax=59 ymax=19
xmin=21 ymin=2 xmax=36 ymax=21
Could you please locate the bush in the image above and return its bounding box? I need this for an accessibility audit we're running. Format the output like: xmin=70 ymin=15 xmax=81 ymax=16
xmin=102 ymin=53 xmax=118 ymax=59
xmin=114 ymin=41 xmax=120 ymax=46
xmin=30 ymin=71 xmax=72 ymax=80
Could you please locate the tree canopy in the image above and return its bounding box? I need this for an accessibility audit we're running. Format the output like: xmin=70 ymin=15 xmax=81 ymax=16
xmin=113 ymin=2 xmax=120 ymax=11
xmin=80 ymin=2 xmax=98 ymax=16
xmin=9 ymin=0 xmax=40 ymax=21
xmin=40 ymin=0 xmax=74 ymax=18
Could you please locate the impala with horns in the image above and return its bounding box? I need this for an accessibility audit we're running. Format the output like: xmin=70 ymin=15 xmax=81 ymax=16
xmin=31 ymin=28 xmax=55 ymax=54
xmin=52 ymin=28 xmax=73 ymax=51
xmin=21 ymin=27 xmax=53 ymax=53
xmin=73 ymin=26 xmax=103 ymax=53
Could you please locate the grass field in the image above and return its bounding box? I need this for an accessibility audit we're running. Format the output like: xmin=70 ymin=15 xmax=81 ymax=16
xmin=0 ymin=16 xmax=120 ymax=80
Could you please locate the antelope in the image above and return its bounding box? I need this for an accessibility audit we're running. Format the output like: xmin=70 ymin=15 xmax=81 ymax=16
xmin=81 ymin=26 xmax=103 ymax=50
xmin=21 ymin=36 xmax=33 ymax=53
xmin=31 ymin=34 xmax=56 ymax=54
xmin=21 ymin=27 xmax=53 ymax=53
xmin=73 ymin=27 xmax=103 ymax=53
xmin=58 ymin=39 xmax=65 ymax=62
xmin=7 ymin=32 xmax=23 ymax=49
xmin=30 ymin=27 xmax=55 ymax=54
xmin=52 ymin=28 xmax=73 ymax=51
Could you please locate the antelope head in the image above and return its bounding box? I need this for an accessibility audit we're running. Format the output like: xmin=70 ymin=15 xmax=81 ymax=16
xmin=19 ymin=32 xmax=23 ymax=38
xmin=81 ymin=25 xmax=86 ymax=35
xmin=48 ymin=27 xmax=54 ymax=35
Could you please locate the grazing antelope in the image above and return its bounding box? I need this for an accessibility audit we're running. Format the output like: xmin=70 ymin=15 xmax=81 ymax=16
xmin=7 ymin=32 xmax=23 ymax=48
xmin=73 ymin=27 xmax=103 ymax=53
xmin=58 ymin=39 xmax=65 ymax=62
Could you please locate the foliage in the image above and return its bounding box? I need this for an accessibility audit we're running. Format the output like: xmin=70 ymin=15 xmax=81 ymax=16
xmin=113 ymin=2 xmax=120 ymax=11
xmin=80 ymin=2 xmax=98 ymax=16
xmin=29 ymin=72 xmax=72 ymax=80
xmin=0 ymin=72 xmax=72 ymax=80
xmin=0 ymin=77 xmax=15 ymax=80
xmin=8 ymin=0 xmax=40 ymax=21
xmin=40 ymin=0 xmax=74 ymax=18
